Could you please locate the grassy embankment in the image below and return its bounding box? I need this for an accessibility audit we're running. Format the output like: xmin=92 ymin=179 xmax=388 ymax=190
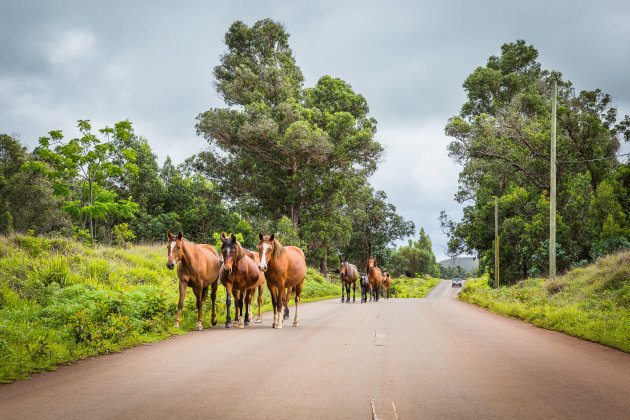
xmin=0 ymin=234 xmax=340 ymax=383
xmin=458 ymin=250 xmax=630 ymax=353
xmin=390 ymin=275 xmax=441 ymax=298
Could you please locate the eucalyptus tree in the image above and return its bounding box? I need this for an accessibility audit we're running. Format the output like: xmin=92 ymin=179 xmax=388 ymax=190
xmin=443 ymin=40 xmax=630 ymax=283
xmin=195 ymin=19 xmax=383 ymax=244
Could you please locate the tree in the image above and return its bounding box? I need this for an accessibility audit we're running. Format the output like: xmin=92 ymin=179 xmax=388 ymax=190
xmin=443 ymin=40 xmax=630 ymax=283
xmin=388 ymin=228 xmax=438 ymax=277
xmin=26 ymin=120 xmax=139 ymax=243
xmin=195 ymin=19 xmax=383 ymax=264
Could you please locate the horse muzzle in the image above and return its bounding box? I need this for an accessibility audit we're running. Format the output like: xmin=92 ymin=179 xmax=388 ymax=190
xmin=258 ymin=264 xmax=267 ymax=272
xmin=166 ymin=262 xmax=175 ymax=270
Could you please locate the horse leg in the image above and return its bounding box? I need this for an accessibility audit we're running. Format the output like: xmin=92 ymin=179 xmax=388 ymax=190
xmin=269 ymin=284 xmax=278 ymax=328
xmin=341 ymin=281 xmax=345 ymax=303
xmin=353 ymin=283 xmax=356 ymax=302
xmin=194 ymin=286 xmax=204 ymax=331
xmin=225 ymin=282 xmax=233 ymax=328
xmin=175 ymin=281 xmax=186 ymax=328
xmin=293 ymin=282 xmax=303 ymax=327
xmin=346 ymin=284 xmax=351 ymax=303
xmin=283 ymin=287 xmax=290 ymax=320
xmin=235 ymin=290 xmax=243 ymax=328
xmin=255 ymin=284 xmax=263 ymax=323
xmin=244 ymin=289 xmax=251 ymax=326
xmin=210 ymin=280 xmax=218 ymax=326
xmin=276 ymin=286 xmax=285 ymax=329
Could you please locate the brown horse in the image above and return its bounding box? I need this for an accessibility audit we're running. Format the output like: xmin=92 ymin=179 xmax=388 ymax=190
xmin=339 ymin=256 xmax=359 ymax=303
xmin=166 ymin=230 xmax=220 ymax=330
xmin=257 ymin=233 xmax=306 ymax=328
xmin=367 ymin=256 xmax=382 ymax=302
xmin=382 ymin=269 xmax=392 ymax=299
xmin=219 ymin=233 xmax=265 ymax=328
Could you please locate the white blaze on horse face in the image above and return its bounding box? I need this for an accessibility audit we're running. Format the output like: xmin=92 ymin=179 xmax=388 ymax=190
xmin=170 ymin=242 xmax=176 ymax=255
xmin=259 ymin=243 xmax=271 ymax=270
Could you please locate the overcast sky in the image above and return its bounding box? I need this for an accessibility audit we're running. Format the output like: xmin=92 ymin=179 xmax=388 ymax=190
xmin=2 ymin=0 xmax=629 ymax=261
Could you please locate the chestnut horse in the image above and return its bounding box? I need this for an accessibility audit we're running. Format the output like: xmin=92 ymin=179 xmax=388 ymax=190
xmin=339 ymin=256 xmax=359 ymax=303
xmin=382 ymin=269 xmax=392 ymax=299
xmin=257 ymin=233 xmax=306 ymax=328
xmin=367 ymin=256 xmax=382 ymax=302
xmin=359 ymin=273 xmax=369 ymax=303
xmin=166 ymin=230 xmax=220 ymax=330
xmin=219 ymin=233 xmax=264 ymax=328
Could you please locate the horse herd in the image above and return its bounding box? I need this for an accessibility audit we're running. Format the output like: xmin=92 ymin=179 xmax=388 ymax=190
xmin=166 ymin=230 xmax=392 ymax=331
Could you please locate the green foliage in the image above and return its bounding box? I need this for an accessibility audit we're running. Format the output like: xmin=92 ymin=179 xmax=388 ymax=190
xmin=389 ymin=228 xmax=438 ymax=277
xmin=443 ymin=40 xmax=630 ymax=283
xmin=113 ymin=223 xmax=135 ymax=248
xmin=458 ymin=250 xmax=630 ymax=353
xmin=390 ymin=276 xmax=441 ymax=298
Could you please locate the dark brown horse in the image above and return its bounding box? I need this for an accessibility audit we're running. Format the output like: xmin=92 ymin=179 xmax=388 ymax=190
xmin=382 ymin=269 xmax=392 ymax=299
xmin=367 ymin=256 xmax=382 ymax=302
xmin=166 ymin=230 xmax=220 ymax=330
xmin=339 ymin=256 xmax=359 ymax=303
xmin=257 ymin=233 xmax=306 ymax=328
xmin=219 ymin=233 xmax=265 ymax=328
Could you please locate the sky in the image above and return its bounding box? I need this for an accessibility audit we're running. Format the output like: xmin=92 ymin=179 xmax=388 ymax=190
xmin=2 ymin=0 xmax=630 ymax=262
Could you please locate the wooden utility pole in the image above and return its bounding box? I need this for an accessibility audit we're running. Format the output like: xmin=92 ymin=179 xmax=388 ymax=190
xmin=495 ymin=196 xmax=499 ymax=288
xmin=550 ymin=81 xmax=557 ymax=279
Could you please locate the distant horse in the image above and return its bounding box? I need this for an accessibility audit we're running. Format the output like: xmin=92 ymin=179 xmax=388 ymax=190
xmin=339 ymin=256 xmax=359 ymax=303
xmin=367 ymin=256 xmax=383 ymax=302
xmin=166 ymin=230 xmax=220 ymax=330
xmin=219 ymin=233 xmax=265 ymax=328
xmin=382 ymin=269 xmax=392 ymax=299
xmin=360 ymin=273 xmax=369 ymax=303
xmin=257 ymin=233 xmax=306 ymax=328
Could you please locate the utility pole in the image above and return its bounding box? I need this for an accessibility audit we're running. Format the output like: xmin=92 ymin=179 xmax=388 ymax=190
xmin=550 ymin=81 xmax=557 ymax=279
xmin=495 ymin=196 xmax=499 ymax=288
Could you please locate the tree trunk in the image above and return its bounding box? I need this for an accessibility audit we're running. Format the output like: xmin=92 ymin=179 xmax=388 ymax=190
xmin=320 ymin=247 xmax=328 ymax=275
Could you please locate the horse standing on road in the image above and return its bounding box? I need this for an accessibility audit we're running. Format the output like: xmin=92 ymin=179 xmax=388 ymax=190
xmin=367 ymin=256 xmax=383 ymax=302
xmin=339 ymin=256 xmax=359 ymax=303
xmin=360 ymin=273 xmax=369 ymax=303
xmin=219 ymin=233 xmax=265 ymax=328
xmin=382 ymin=269 xmax=392 ymax=299
xmin=166 ymin=230 xmax=220 ymax=331
xmin=257 ymin=233 xmax=306 ymax=328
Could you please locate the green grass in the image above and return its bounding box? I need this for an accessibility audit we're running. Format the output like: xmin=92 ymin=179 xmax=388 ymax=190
xmin=0 ymin=234 xmax=341 ymax=383
xmin=458 ymin=250 xmax=630 ymax=353
xmin=390 ymin=275 xmax=441 ymax=298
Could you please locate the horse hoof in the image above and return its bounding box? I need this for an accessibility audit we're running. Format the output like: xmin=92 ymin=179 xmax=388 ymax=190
xmin=211 ymin=318 xmax=217 ymax=327
xmin=195 ymin=325 xmax=203 ymax=331
xmin=225 ymin=322 xmax=232 ymax=329
xmin=341 ymin=298 xmax=344 ymax=303
xmin=255 ymin=318 xmax=262 ymax=323
xmin=238 ymin=323 xmax=244 ymax=329
xmin=293 ymin=321 xmax=299 ymax=327
xmin=277 ymin=323 xmax=283 ymax=329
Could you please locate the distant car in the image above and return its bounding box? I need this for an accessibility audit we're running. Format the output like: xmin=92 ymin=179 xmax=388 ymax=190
xmin=452 ymin=278 xmax=462 ymax=287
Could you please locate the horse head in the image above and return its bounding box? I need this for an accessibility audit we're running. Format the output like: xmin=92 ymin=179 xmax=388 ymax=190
xmin=257 ymin=232 xmax=275 ymax=272
xmin=220 ymin=233 xmax=239 ymax=274
xmin=166 ymin=230 xmax=183 ymax=270
xmin=339 ymin=256 xmax=348 ymax=276
xmin=368 ymin=256 xmax=376 ymax=270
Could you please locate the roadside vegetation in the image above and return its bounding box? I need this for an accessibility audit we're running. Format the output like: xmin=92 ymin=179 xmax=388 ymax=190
xmin=458 ymin=250 xmax=630 ymax=353
xmin=390 ymin=276 xmax=441 ymax=298
xmin=0 ymin=234 xmax=340 ymax=383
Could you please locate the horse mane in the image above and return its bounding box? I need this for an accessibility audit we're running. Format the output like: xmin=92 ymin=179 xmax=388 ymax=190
xmin=271 ymin=239 xmax=285 ymax=259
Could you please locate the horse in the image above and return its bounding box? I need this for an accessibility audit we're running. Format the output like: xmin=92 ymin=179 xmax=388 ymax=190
xmin=219 ymin=233 xmax=265 ymax=328
xmin=367 ymin=256 xmax=383 ymax=302
xmin=339 ymin=256 xmax=359 ymax=303
xmin=257 ymin=233 xmax=306 ymax=328
xmin=166 ymin=230 xmax=220 ymax=331
xmin=382 ymin=269 xmax=392 ymax=299
xmin=360 ymin=273 xmax=369 ymax=303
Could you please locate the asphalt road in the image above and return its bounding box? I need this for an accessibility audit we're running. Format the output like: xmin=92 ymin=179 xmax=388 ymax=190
xmin=2 ymin=280 xmax=630 ymax=419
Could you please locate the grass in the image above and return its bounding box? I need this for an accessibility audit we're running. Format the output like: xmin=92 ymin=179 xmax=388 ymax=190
xmin=390 ymin=275 xmax=442 ymax=298
xmin=0 ymin=234 xmax=340 ymax=383
xmin=457 ymin=250 xmax=630 ymax=353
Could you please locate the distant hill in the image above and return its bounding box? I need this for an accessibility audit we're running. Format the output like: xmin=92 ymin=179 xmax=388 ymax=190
xmin=439 ymin=256 xmax=478 ymax=273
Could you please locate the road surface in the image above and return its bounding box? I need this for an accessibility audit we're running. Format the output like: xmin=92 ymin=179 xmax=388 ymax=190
xmin=2 ymin=280 xmax=630 ymax=419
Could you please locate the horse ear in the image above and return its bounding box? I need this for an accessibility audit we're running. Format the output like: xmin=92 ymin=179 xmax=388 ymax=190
xmin=230 ymin=233 xmax=237 ymax=242
xmin=221 ymin=232 xmax=227 ymax=239
xmin=177 ymin=231 xmax=183 ymax=240
xmin=259 ymin=232 xmax=263 ymax=241
xmin=166 ymin=230 xmax=172 ymax=240
xmin=270 ymin=233 xmax=275 ymax=242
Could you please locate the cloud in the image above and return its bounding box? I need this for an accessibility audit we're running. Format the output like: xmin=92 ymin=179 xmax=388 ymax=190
xmin=45 ymin=28 xmax=96 ymax=65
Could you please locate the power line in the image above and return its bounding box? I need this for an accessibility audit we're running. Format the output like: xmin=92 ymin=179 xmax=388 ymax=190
xmin=557 ymin=152 xmax=630 ymax=164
